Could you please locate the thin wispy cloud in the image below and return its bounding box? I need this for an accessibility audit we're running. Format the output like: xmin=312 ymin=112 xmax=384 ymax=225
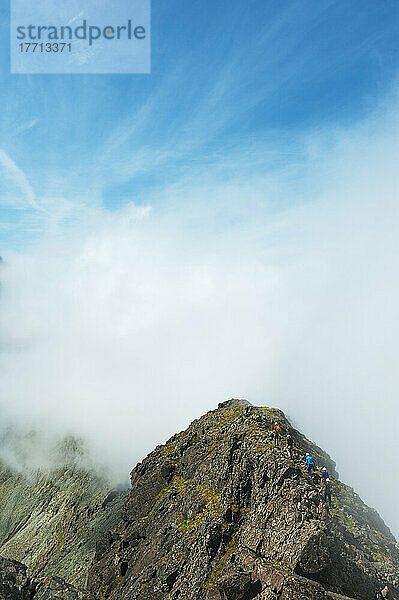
xmin=16 ymin=119 xmax=39 ymax=135
xmin=0 ymin=150 xmax=39 ymax=210
xmin=67 ymin=11 xmax=85 ymax=26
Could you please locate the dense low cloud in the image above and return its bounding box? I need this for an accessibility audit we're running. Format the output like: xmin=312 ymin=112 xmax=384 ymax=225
xmin=0 ymin=96 xmax=398 ymax=537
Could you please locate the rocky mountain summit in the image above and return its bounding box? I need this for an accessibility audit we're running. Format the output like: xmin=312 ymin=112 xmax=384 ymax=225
xmin=87 ymin=401 xmax=399 ymax=600
xmin=0 ymin=401 xmax=398 ymax=600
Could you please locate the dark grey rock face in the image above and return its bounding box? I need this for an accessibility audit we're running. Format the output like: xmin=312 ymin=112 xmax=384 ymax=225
xmin=87 ymin=405 xmax=399 ymax=600
xmin=0 ymin=556 xmax=93 ymax=600
xmin=218 ymin=399 xmax=252 ymax=409
xmin=0 ymin=556 xmax=32 ymax=600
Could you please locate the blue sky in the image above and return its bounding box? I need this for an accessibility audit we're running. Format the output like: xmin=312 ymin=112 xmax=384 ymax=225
xmin=0 ymin=0 xmax=399 ymax=248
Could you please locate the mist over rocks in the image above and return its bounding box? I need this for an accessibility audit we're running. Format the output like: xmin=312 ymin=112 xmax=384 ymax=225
xmin=0 ymin=432 xmax=128 ymax=587
xmin=0 ymin=424 xmax=108 ymax=479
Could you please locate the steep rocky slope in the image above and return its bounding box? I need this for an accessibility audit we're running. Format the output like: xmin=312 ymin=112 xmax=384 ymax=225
xmin=0 ymin=439 xmax=127 ymax=586
xmin=87 ymin=401 xmax=399 ymax=600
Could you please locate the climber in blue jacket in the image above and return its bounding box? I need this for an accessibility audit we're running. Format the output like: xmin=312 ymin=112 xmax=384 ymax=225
xmin=305 ymin=453 xmax=314 ymax=477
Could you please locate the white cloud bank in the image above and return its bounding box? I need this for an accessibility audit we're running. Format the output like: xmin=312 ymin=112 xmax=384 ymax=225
xmin=0 ymin=92 xmax=399 ymax=537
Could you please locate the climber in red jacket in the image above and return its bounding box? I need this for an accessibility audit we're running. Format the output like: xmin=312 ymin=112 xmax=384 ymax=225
xmin=272 ymin=422 xmax=281 ymax=447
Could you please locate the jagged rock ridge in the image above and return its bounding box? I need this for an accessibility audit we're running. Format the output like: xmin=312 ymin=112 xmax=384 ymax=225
xmin=87 ymin=404 xmax=399 ymax=600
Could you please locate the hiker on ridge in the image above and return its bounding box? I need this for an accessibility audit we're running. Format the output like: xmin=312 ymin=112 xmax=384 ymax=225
xmin=286 ymin=433 xmax=293 ymax=458
xmin=272 ymin=422 xmax=281 ymax=447
xmin=305 ymin=453 xmax=314 ymax=477
xmin=321 ymin=467 xmax=329 ymax=485
xmin=324 ymin=478 xmax=332 ymax=510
